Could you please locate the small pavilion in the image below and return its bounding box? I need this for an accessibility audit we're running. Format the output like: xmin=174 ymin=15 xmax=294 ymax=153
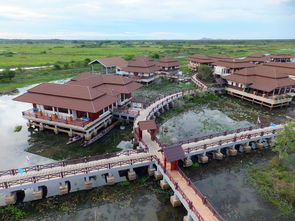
xmin=163 ymin=144 xmax=186 ymax=170
xmin=89 ymin=57 xmax=128 ymax=74
xmin=134 ymin=120 xmax=158 ymax=141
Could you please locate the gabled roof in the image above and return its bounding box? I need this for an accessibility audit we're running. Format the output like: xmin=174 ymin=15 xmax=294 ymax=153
xmin=268 ymin=53 xmax=295 ymax=59
xmin=89 ymin=57 xmax=128 ymax=68
xmin=163 ymin=144 xmax=185 ymax=162
xmin=157 ymin=56 xmax=180 ymax=67
xmin=68 ymin=74 xmax=142 ymax=94
xmin=138 ymin=120 xmax=157 ymax=130
xmin=224 ymin=65 xmax=295 ymax=92
xmin=214 ymin=59 xmax=256 ymax=69
xmin=123 ymin=55 xmax=160 ymax=73
xmin=187 ymin=54 xmax=214 ymax=64
xmin=14 ymin=73 xmax=142 ymax=113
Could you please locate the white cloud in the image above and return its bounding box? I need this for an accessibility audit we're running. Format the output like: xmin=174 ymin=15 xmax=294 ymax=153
xmin=0 ymin=31 xmax=198 ymax=39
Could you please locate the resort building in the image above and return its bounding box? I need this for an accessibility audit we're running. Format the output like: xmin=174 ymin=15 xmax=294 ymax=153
xmin=224 ymin=65 xmax=295 ymax=108
xmin=267 ymin=53 xmax=295 ymax=63
xmin=121 ymin=56 xmax=161 ymax=84
xmin=157 ymin=56 xmax=180 ymax=74
xmin=187 ymin=54 xmax=214 ymax=71
xmin=89 ymin=57 xmax=128 ymax=74
xmin=245 ymin=53 xmax=268 ymax=64
xmin=213 ymin=59 xmax=256 ymax=77
xmin=14 ymin=73 xmax=142 ymax=139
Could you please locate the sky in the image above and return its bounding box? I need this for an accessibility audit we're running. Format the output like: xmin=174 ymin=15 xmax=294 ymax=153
xmin=0 ymin=0 xmax=294 ymax=40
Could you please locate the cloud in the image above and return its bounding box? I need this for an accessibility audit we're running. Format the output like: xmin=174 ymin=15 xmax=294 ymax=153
xmin=0 ymin=0 xmax=294 ymax=39
xmin=0 ymin=31 xmax=198 ymax=40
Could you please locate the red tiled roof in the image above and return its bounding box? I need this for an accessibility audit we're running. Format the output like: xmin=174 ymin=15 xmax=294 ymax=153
xmin=213 ymin=59 xmax=256 ymax=69
xmin=157 ymin=56 xmax=180 ymax=67
xmin=14 ymin=73 xmax=142 ymax=113
xmin=224 ymin=65 xmax=295 ymax=92
xmin=138 ymin=120 xmax=157 ymax=130
xmin=268 ymin=53 xmax=295 ymax=59
xmin=187 ymin=54 xmax=214 ymax=64
xmin=123 ymin=56 xmax=160 ymax=73
xmin=163 ymin=144 xmax=185 ymax=162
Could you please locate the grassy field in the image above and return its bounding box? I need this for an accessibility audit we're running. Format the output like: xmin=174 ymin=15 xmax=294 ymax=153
xmin=0 ymin=39 xmax=294 ymax=92
xmin=0 ymin=40 xmax=295 ymax=68
xmin=0 ymin=67 xmax=89 ymax=93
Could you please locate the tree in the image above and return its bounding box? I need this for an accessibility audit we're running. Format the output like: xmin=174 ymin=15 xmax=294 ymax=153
xmin=150 ymin=53 xmax=159 ymax=60
xmin=272 ymin=120 xmax=295 ymax=160
xmin=1 ymin=69 xmax=16 ymax=81
xmin=198 ymin=65 xmax=214 ymax=83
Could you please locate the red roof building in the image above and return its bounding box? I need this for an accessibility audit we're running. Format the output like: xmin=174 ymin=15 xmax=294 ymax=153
xmin=88 ymin=57 xmax=128 ymax=74
xmin=267 ymin=53 xmax=295 ymax=63
xmin=122 ymin=56 xmax=161 ymax=84
xmin=224 ymin=65 xmax=295 ymax=108
xmin=245 ymin=53 xmax=268 ymax=64
xmin=14 ymin=73 xmax=142 ymax=139
xmin=213 ymin=59 xmax=256 ymax=77
xmin=187 ymin=54 xmax=214 ymax=70
xmin=157 ymin=56 xmax=180 ymax=74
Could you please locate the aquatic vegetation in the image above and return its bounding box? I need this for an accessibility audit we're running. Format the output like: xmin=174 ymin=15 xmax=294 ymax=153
xmin=14 ymin=125 xmax=22 ymax=132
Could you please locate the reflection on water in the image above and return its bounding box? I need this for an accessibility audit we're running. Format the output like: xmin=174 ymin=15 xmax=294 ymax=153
xmin=158 ymin=109 xmax=255 ymax=144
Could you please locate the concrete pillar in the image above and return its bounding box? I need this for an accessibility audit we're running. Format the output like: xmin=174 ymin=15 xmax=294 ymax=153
xmin=198 ymin=154 xmax=208 ymax=164
xmin=84 ymin=178 xmax=93 ymax=190
xmin=154 ymin=170 xmax=163 ymax=180
xmin=227 ymin=147 xmax=237 ymax=156
xmin=106 ymin=174 xmax=115 ymax=185
xmin=68 ymin=128 xmax=73 ymax=137
xmin=183 ymin=157 xmax=193 ymax=167
xmin=160 ymin=179 xmax=170 ymax=190
xmin=148 ymin=166 xmax=156 ymax=176
xmin=242 ymin=144 xmax=251 ymax=153
xmin=4 ymin=192 xmax=16 ymax=205
xmin=214 ymin=150 xmax=224 ymax=160
xmin=84 ymin=133 xmax=91 ymax=140
xmin=170 ymin=194 xmax=181 ymax=207
xmin=59 ymin=183 xmax=69 ymax=195
xmin=32 ymin=188 xmax=43 ymax=200
xmin=39 ymin=123 xmax=44 ymax=131
xmin=54 ymin=125 xmax=59 ymax=134
xmin=183 ymin=214 xmax=193 ymax=221
xmin=127 ymin=170 xmax=137 ymax=181
xmin=255 ymin=141 xmax=264 ymax=149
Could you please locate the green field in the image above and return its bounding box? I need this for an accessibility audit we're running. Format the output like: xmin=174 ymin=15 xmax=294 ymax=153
xmin=0 ymin=39 xmax=294 ymax=92
xmin=0 ymin=40 xmax=295 ymax=68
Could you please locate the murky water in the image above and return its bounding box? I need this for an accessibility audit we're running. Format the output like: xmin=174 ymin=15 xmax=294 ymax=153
xmin=184 ymin=151 xmax=294 ymax=221
xmin=0 ymin=85 xmax=54 ymax=170
xmin=158 ymin=108 xmax=255 ymax=145
xmin=0 ymin=83 xmax=293 ymax=220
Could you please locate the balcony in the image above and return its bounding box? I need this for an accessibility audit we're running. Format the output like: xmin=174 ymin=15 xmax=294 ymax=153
xmin=22 ymin=110 xmax=91 ymax=128
xmin=225 ymin=87 xmax=293 ymax=106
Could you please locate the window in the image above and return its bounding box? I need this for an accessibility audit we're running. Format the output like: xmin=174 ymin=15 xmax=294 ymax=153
xmin=44 ymin=105 xmax=53 ymax=111
xmin=58 ymin=108 xmax=68 ymax=113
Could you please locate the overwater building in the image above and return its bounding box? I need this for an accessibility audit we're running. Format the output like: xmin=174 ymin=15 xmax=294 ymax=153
xmin=14 ymin=73 xmax=142 ymax=139
xmin=224 ymin=65 xmax=295 ymax=108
